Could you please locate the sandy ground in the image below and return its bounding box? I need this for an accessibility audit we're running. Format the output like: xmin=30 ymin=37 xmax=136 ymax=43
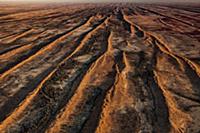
xmin=0 ymin=3 xmax=200 ymax=133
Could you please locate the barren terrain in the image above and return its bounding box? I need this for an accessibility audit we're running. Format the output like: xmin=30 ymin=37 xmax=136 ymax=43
xmin=0 ymin=3 xmax=200 ymax=133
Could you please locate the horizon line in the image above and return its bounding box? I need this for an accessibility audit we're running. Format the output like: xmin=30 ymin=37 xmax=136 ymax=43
xmin=0 ymin=1 xmax=200 ymax=4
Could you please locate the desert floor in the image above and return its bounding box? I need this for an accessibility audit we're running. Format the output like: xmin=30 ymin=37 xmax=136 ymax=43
xmin=0 ymin=3 xmax=200 ymax=133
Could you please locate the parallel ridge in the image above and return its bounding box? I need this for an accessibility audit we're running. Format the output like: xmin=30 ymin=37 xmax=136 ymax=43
xmin=0 ymin=3 xmax=200 ymax=133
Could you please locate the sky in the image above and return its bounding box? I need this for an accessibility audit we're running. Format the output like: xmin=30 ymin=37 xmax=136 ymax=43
xmin=1 ymin=0 xmax=200 ymax=3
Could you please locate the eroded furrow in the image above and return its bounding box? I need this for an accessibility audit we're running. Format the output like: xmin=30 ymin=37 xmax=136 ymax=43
xmin=0 ymin=15 xmax=107 ymax=123
xmin=154 ymin=51 xmax=200 ymax=132
xmin=46 ymin=31 xmax=121 ymax=133
xmin=123 ymin=12 xmax=200 ymax=132
xmin=0 ymin=14 xmax=93 ymax=78
xmin=153 ymin=38 xmax=200 ymax=78
xmin=115 ymin=8 xmax=132 ymax=33
xmin=0 ymin=28 xmax=36 ymax=45
xmin=123 ymin=14 xmax=200 ymax=79
xmin=0 ymin=27 xmax=32 ymax=40
xmin=138 ymin=6 xmax=197 ymax=28
xmin=0 ymin=29 xmax=46 ymax=56
xmin=0 ymin=19 xmax=110 ymax=132
xmin=0 ymin=4 xmax=199 ymax=133
xmin=122 ymin=13 xmax=145 ymax=38
xmin=0 ymin=8 xmax=98 ymax=58
xmin=96 ymin=33 xmax=171 ymax=133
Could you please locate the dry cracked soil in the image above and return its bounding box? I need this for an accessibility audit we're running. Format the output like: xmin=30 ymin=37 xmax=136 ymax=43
xmin=0 ymin=2 xmax=200 ymax=133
